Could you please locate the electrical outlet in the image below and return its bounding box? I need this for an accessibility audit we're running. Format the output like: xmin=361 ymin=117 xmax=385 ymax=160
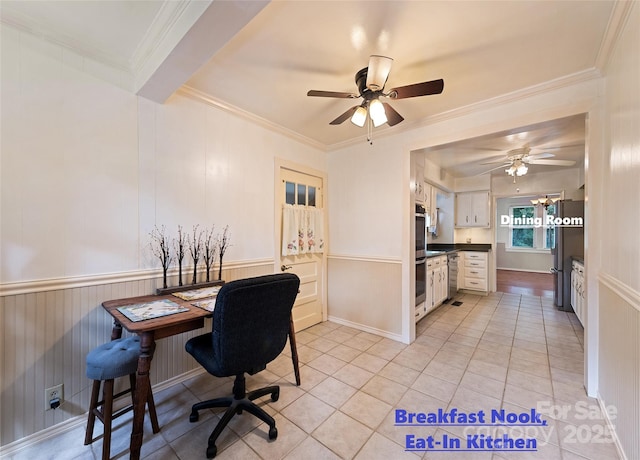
xmin=45 ymin=384 xmax=63 ymax=411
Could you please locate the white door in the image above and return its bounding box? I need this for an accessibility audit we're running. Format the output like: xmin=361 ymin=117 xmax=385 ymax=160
xmin=277 ymin=166 xmax=325 ymax=331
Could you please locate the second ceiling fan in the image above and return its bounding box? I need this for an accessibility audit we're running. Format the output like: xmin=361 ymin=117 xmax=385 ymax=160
xmin=307 ymin=55 xmax=444 ymax=129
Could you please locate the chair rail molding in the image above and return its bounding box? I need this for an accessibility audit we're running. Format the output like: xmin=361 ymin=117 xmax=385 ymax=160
xmin=0 ymin=258 xmax=274 ymax=297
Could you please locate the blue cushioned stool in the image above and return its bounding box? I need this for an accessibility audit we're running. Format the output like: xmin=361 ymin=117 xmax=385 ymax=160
xmin=84 ymin=336 xmax=160 ymax=460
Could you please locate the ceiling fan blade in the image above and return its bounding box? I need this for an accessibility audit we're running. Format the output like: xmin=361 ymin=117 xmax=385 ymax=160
xmin=366 ymin=55 xmax=393 ymax=91
xmin=388 ymin=79 xmax=444 ymax=99
xmin=531 ymin=142 xmax=584 ymax=151
xmin=474 ymin=163 xmax=511 ymax=176
xmin=526 ymin=152 xmax=555 ymax=160
xmin=527 ymin=159 xmax=576 ymax=166
xmin=307 ymin=90 xmax=358 ymax=98
xmin=382 ymin=103 xmax=404 ymax=126
xmin=329 ymin=106 xmax=358 ymax=125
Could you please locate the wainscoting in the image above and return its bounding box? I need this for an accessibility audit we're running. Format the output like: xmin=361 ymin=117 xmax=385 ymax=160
xmin=598 ymin=274 xmax=640 ymax=460
xmin=0 ymin=260 xmax=273 ymax=448
xmin=327 ymin=255 xmax=403 ymax=341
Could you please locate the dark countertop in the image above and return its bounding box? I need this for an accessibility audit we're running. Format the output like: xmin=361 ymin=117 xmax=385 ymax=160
xmin=428 ymin=243 xmax=492 ymax=253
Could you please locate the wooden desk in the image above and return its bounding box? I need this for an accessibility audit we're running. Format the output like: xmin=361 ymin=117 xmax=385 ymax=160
xmin=101 ymin=292 xmax=301 ymax=460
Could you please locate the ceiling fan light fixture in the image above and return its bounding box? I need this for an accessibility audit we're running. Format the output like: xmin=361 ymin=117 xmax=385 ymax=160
xmin=351 ymin=106 xmax=367 ymax=127
xmin=516 ymin=163 xmax=528 ymax=176
xmin=369 ymin=98 xmax=387 ymax=127
xmin=366 ymin=55 xmax=393 ymax=91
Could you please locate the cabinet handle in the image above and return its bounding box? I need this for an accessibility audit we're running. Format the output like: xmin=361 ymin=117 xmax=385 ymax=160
xmin=470 ymin=271 xmax=478 ymax=274
xmin=470 ymin=281 xmax=479 ymax=285
xmin=475 ymin=215 xmax=477 ymax=223
xmin=466 ymin=216 xmax=469 ymax=223
xmin=415 ymin=312 xmax=420 ymax=317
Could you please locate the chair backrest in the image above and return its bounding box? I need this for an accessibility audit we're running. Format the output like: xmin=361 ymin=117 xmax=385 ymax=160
xmin=211 ymin=273 xmax=300 ymax=376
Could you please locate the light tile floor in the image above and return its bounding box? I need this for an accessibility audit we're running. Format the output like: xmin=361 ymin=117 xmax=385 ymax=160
xmin=9 ymin=292 xmax=622 ymax=460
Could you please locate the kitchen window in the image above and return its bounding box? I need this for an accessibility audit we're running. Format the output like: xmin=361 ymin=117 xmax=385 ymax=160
xmin=508 ymin=205 xmax=555 ymax=251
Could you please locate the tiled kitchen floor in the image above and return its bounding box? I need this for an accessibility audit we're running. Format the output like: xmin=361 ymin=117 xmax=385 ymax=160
xmin=9 ymin=292 xmax=621 ymax=460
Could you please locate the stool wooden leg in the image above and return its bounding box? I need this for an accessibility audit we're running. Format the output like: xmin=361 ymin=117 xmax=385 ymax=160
xmin=130 ymin=373 xmax=160 ymax=434
xmin=84 ymin=380 xmax=101 ymax=445
xmin=102 ymin=379 xmax=114 ymax=460
xmin=146 ymin=379 xmax=160 ymax=434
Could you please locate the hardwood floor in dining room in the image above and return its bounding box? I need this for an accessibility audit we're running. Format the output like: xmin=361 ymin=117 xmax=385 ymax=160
xmin=497 ymin=269 xmax=554 ymax=297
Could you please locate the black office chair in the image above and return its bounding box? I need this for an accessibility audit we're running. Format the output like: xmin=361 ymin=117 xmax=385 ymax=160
xmin=185 ymin=273 xmax=300 ymax=458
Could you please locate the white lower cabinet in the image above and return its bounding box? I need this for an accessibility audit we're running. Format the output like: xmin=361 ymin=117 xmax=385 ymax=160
xmin=571 ymin=261 xmax=585 ymax=326
xmin=426 ymin=255 xmax=448 ymax=314
xmin=459 ymin=251 xmax=489 ymax=293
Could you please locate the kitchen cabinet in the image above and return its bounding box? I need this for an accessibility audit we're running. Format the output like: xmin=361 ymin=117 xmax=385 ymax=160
xmin=427 ymin=255 xmax=448 ymax=313
xmin=459 ymin=251 xmax=489 ymax=293
xmin=424 ymin=183 xmax=439 ymax=230
xmin=414 ymin=163 xmax=425 ymax=203
xmin=415 ymin=301 xmax=427 ymax=322
xmin=423 ymin=182 xmax=431 ymax=211
xmin=455 ymin=191 xmax=490 ymax=228
xmin=571 ymin=260 xmax=585 ymax=326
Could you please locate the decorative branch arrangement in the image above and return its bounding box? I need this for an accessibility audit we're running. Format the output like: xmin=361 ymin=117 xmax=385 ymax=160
xmin=217 ymin=225 xmax=232 ymax=281
xmin=174 ymin=225 xmax=186 ymax=286
xmin=149 ymin=224 xmax=231 ymax=289
xmin=188 ymin=225 xmax=203 ymax=285
xmin=149 ymin=225 xmax=172 ymax=289
xmin=203 ymin=225 xmax=218 ymax=282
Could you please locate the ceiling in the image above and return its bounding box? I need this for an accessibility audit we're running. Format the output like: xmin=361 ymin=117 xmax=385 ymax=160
xmin=416 ymin=113 xmax=587 ymax=178
xmin=1 ymin=1 xmax=617 ymax=172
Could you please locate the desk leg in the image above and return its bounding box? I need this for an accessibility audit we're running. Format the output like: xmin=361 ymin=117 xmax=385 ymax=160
xmin=288 ymin=317 xmax=301 ymax=386
xmin=130 ymin=332 xmax=155 ymax=460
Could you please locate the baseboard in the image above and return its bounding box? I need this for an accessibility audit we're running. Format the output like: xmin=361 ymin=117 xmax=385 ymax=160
xmin=0 ymin=367 xmax=206 ymax=456
xmin=327 ymin=315 xmax=403 ymax=342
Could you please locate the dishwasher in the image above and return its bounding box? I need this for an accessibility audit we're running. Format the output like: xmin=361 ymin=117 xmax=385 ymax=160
xmin=447 ymin=252 xmax=459 ymax=300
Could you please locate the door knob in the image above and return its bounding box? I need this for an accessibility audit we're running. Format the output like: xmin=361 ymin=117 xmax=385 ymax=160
xmin=281 ymin=265 xmax=293 ymax=272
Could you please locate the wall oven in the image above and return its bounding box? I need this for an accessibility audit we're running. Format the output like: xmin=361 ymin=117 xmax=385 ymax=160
xmin=416 ymin=257 xmax=426 ymax=305
xmin=415 ymin=204 xmax=426 ymax=259
xmin=415 ymin=203 xmax=427 ymax=305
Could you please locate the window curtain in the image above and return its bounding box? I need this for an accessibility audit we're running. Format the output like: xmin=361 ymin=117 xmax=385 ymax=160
xmin=282 ymin=204 xmax=324 ymax=256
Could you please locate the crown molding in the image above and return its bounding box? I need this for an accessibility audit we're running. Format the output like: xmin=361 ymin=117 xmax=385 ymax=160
xmin=177 ymin=85 xmax=327 ymax=152
xmin=595 ymin=0 xmax=637 ymax=71
xmin=0 ymin=6 xmax=129 ymax=72
xmin=130 ymin=0 xmax=195 ymax=76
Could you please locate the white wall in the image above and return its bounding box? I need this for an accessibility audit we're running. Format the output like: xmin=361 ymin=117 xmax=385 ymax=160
xmin=0 ymin=23 xmax=326 ymax=447
xmin=0 ymin=24 xmax=325 ymax=286
xmin=596 ymin=3 xmax=640 ymax=459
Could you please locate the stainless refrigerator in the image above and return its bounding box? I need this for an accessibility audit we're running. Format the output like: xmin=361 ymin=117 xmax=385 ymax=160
xmin=551 ymin=200 xmax=584 ymax=311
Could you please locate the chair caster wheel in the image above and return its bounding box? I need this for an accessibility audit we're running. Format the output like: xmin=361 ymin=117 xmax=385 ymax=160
xmin=268 ymin=426 xmax=278 ymax=440
xmin=271 ymin=389 xmax=280 ymax=402
xmin=206 ymin=444 xmax=217 ymax=458
xmin=190 ymin=411 xmax=199 ymax=423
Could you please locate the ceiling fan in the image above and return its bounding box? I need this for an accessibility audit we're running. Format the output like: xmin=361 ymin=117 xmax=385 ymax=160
xmin=479 ymin=146 xmax=576 ymax=182
xmin=307 ymin=55 xmax=444 ymax=140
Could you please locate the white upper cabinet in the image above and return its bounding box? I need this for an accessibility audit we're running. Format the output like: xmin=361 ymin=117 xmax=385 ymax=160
xmin=423 ymin=181 xmax=431 ymax=210
xmin=455 ymin=191 xmax=491 ymax=228
xmin=414 ymin=163 xmax=425 ymax=203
